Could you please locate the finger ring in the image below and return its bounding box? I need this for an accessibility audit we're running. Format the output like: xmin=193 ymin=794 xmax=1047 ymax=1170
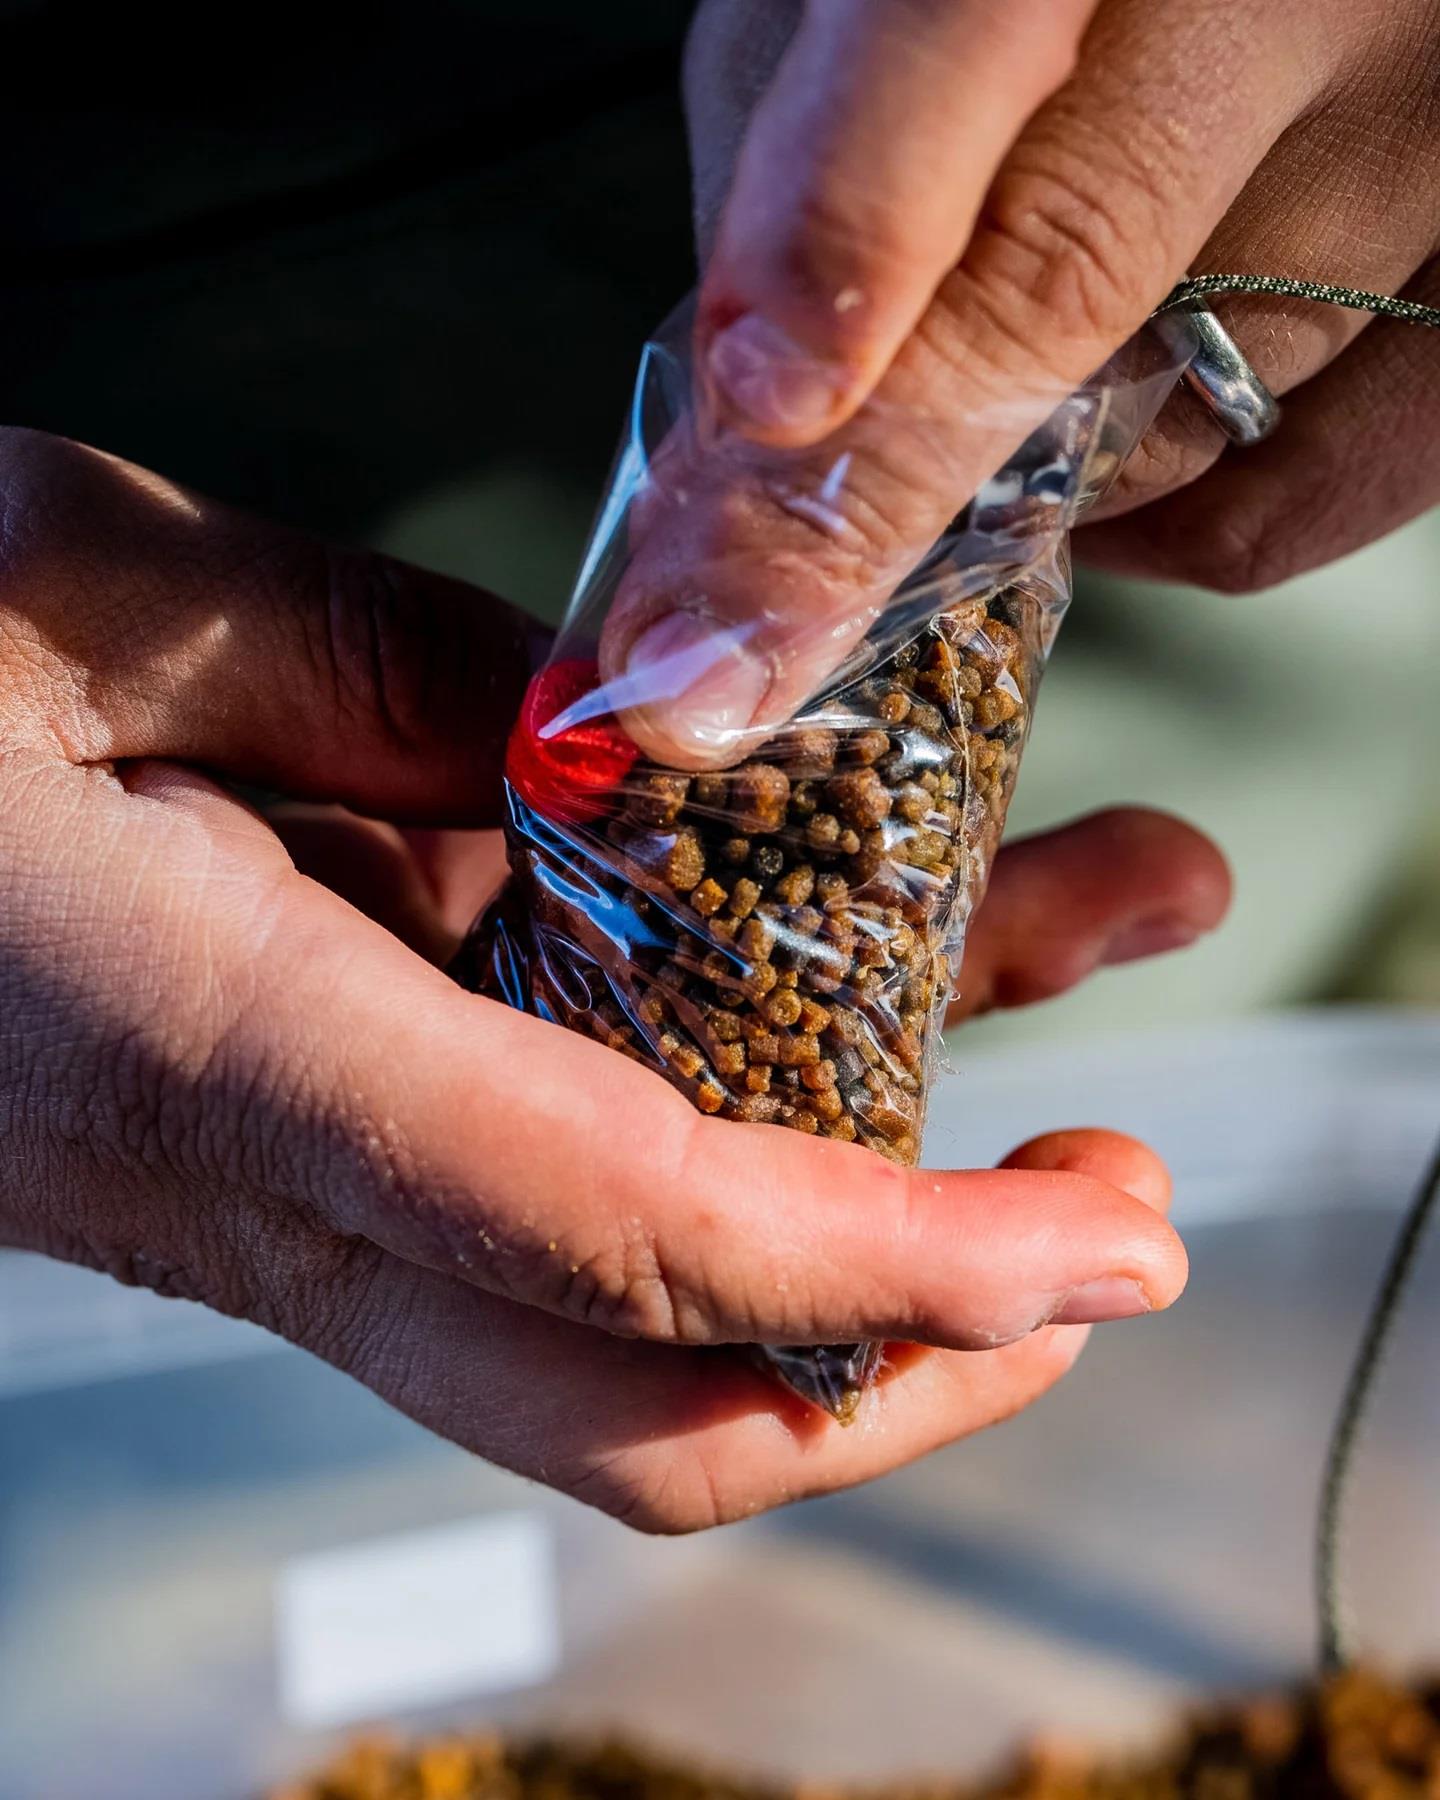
xmin=1152 ymin=294 xmax=1280 ymax=445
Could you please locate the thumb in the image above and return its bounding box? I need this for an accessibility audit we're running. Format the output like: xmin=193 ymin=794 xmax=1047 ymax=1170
xmin=604 ymin=0 xmax=1301 ymax=768
xmin=0 ymin=429 xmax=537 ymax=821
xmin=693 ymin=0 xmax=1092 ymax=446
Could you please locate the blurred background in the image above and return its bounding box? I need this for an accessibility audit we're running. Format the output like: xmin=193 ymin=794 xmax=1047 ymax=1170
xmin=4 ymin=4 xmax=1439 ymax=1797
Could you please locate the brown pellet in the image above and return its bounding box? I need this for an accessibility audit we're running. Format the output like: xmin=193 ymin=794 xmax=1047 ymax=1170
xmin=712 ymin=1042 xmax=746 ymax=1078
xmin=729 ymin=877 xmax=761 ymax=918
xmin=700 ymin=950 xmax=733 ymax=984
xmin=789 ymin=780 xmax=819 ymax=819
xmin=280 ymin=1666 xmax=1440 ymax=1800
xmin=664 ymin=830 xmax=705 ymax=892
xmin=788 ymin=726 xmax=838 ymax=773
xmin=894 ymin=782 xmax=932 ymax=824
xmin=845 ymin=728 xmax=890 ymax=766
xmin=691 ymin=878 xmax=728 ymax=916
xmin=808 ymin=1087 xmax=845 ymax=1122
xmin=731 ymin=763 xmax=790 ymax=834
xmin=692 ymin=773 xmax=729 ymax=809
xmin=774 ymin=864 xmax=816 ymax=906
xmin=974 ymin=687 xmax=1020 ymax=729
xmin=629 ymin=772 xmax=690 ymax=826
xmin=738 ymin=916 xmax=777 ymax=961
xmin=740 ymin=963 xmax=778 ymax=1002
xmin=827 ymin=767 xmax=892 ymax=830
xmin=806 ymin=811 xmax=842 ymax=853
xmin=764 ymin=989 xmax=803 ymax=1027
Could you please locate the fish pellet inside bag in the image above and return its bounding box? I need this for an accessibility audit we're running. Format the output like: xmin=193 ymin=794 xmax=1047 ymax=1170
xmin=453 ymin=306 xmax=1193 ymax=1421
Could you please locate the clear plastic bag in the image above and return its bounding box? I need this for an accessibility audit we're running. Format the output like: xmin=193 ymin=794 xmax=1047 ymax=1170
xmin=452 ymin=305 xmax=1194 ymax=1421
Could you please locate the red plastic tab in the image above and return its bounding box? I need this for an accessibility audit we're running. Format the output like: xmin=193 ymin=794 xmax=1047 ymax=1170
xmin=505 ymin=659 xmax=639 ymax=825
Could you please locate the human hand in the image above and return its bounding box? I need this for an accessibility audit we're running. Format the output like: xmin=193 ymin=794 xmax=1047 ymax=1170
xmin=608 ymin=0 xmax=1440 ymax=766
xmin=0 ymin=430 xmax=1216 ymax=1530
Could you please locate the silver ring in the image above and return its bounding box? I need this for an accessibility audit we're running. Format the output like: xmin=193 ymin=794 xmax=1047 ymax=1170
xmin=1152 ymin=294 xmax=1280 ymax=446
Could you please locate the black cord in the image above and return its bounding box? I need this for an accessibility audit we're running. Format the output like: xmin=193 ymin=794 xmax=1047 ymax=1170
xmin=1156 ymin=272 xmax=1440 ymax=1674
xmin=1314 ymin=1128 xmax=1440 ymax=1672
xmin=1156 ymin=273 xmax=1440 ymax=331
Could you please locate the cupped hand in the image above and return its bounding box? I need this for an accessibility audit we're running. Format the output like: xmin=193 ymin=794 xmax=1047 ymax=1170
xmin=0 ymin=431 xmax=1221 ymax=1531
xmin=607 ymin=0 xmax=1440 ymax=765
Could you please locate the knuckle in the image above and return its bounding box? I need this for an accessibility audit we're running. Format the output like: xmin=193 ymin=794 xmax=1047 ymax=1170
xmin=551 ymin=1226 xmax=687 ymax=1343
xmin=280 ymin=1236 xmax=392 ymax=1364
xmin=1183 ymin=502 xmax=1290 ymax=595
xmin=744 ymin=427 xmax=945 ymax=586
xmin=313 ymin=547 xmax=439 ymax=757
xmin=300 ymin=545 xmax=496 ymax=767
xmin=1098 ymin=418 xmax=1222 ymax=517
xmin=963 ymin=131 xmax=1177 ymax=360
xmin=782 ymin=177 xmax=905 ymax=282
xmin=771 ymin=176 xmax=932 ymax=328
xmin=566 ymin=1448 xmax=727 ymax=1535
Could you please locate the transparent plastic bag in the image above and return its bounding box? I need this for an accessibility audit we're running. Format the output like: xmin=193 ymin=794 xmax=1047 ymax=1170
xmin=452 ymin=305 xmax=1194 ymax=1421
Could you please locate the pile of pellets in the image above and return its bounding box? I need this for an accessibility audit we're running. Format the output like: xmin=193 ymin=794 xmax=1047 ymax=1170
xmin=271 ymin=1669 xmax=1440 ymax=1800
xmin=469 ymin=591 xmax=1037 ymax=1166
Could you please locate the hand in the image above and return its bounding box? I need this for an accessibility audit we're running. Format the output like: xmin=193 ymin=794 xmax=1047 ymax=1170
xmin=609 ymin=0 xmax=1440 ymax=765
xmin=0 ymin=430 xmax=1214 ymax=1531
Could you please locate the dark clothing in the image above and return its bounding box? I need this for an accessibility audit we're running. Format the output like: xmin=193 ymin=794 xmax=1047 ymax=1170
xmin=5 ymin=2 xmax=696 ymax=538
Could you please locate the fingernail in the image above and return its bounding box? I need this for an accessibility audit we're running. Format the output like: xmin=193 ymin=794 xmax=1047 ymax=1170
xmin=623 ymin=610 xmax=771 ymax=756
xmin=1102 ymin=917 xmax=1199 ymax=967
xmin=708 ymin=314 xmax=849 ymax=437
xmin=1050 ymin=1277 xmax=1152 ymax=1325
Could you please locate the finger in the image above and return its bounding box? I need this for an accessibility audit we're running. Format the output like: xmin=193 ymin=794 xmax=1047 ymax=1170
xmin=601 ymin=0 xmax=1326 ymax=766
xmin=0 ymin=429 xmax=535 ymax=820
xmin=1000 ymin=1125 xmax=1171 ymax=1216
xmin=697 ymin=0 xmax=1095 ymax=446
xmin=1078 ymin=259 xmax=1440 ymax=591
xmin=399 ymin=828 xmax=511 ymax=939
xmin=282 ymin=1241 xmax=1088 ymax=1531
xmin=947 ymin=807 xmax=1231 ymax=1023
xmin=267 ymin=806 xmax=458 ymax=962
xmin=1084 ymin=61 xmax=1440 ymax=526
xmin=80 ymin=762 xmax=1186 ymax=1356
xmin=269 ymin=810 xmax=508 ymax=958
xmin=300 ymin=1128 xmax=1173 ymax=1532
xmin=327 ymin=977 xmax=1189 ymax=1353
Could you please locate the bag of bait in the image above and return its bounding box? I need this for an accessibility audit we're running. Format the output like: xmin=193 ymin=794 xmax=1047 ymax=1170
xmin=452 ymin=304 xmax=1193 ymax=1421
